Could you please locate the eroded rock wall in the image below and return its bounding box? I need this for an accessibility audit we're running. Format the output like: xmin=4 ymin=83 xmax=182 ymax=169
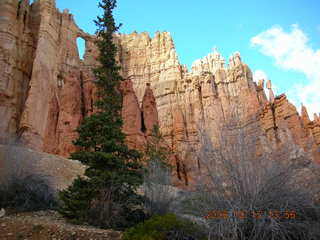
xmin=18 ymin=0 xmax=85 ymax=156
xmin=0 ymin=0 xmax=39 ymax=144
xmin=0 ymin=0 xmax=319 ymax=186
xmin=0 ymin=0 xmax=159 ymax=157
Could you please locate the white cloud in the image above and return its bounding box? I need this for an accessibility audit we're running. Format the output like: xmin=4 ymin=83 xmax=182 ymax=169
xmin=251 ymin=24 xmax=320 ymax=118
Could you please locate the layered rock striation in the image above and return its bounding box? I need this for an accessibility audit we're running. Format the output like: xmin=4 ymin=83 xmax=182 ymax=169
xmin=1 ymin=0 xmax=319 ymax=186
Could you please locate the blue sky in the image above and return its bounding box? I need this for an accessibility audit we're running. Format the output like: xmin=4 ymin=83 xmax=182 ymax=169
xmin=52 ymin=0 xmax=319 ymax=117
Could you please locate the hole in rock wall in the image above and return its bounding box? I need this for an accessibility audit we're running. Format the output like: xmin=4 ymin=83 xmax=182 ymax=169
xmin=140 ymin=111 xmax=146 ymax=133
xmin=76 ymin=37 xmax=86 ymax=60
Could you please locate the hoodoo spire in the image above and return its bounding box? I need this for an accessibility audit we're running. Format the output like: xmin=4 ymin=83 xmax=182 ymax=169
xmin=266 ymin=80 xmax=275 ymax=103
xmin=301 ymin=104 xmax=311 ymax=125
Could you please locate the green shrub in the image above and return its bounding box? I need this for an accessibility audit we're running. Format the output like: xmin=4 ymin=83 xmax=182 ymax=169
xmin=122 ymin=214 xmax=206 ymax=240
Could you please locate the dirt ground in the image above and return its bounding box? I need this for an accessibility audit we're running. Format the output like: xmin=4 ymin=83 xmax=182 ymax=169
xmin=0 ymin=210 xmax=121 ymax=240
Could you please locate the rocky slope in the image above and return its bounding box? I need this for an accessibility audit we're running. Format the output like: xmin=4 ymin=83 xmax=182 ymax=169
xmin=0 ymin=144 xmax=85 ymax=193
xmin=0 ymin=210 xmax=121 ymax=240
xmin=0 ymin=0 xmax=319 ymax=186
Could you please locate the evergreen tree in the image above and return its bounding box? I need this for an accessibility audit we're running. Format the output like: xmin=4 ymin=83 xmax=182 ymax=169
xmin=59 ymin=0 xmax=144 ymax=229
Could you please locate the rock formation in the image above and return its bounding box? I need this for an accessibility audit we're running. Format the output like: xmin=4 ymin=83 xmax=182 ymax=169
xmin=266 ymin=80 xmax=275 ymax=103
xmin=0 ymin=0 xmax=85 ymax=156
xmin=0 ymin=0 xmax=319 ymax=186
xmin=0 ymin=0 xmax=39 ymax=144
xmin=142 ymin=83 xmax=159 ymax=136
xmin=120 ymin=78 xmax=146 ymax=149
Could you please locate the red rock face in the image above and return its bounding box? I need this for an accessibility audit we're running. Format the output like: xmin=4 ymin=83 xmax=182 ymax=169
xmin=0 ymin=0 xmax=39 ymax=144
xmin=142 ymin=84 xmax=159 ymax=136
xmin=260 ymin=95 xmax=320 ymax=163
xmin=120 ymin=79 xmax=146 ymax=150
xmin=0 ymin=0 xmax=319 ymax=185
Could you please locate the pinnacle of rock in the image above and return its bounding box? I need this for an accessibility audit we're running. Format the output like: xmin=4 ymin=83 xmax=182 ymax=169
xmin=266 ymin=80 xmax=275 ymax=103
xmin=301 ymin=104 xmax=311 ymax=125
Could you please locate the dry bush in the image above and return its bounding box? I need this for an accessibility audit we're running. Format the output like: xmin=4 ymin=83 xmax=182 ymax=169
xmin=142 ymin=125 xmax=177 ymax=217
xmin=0 ymin=175 xmax=57 ymax=212
xmin=179 ymin=106 xmax=320 ymax=240
xmin=143 ymin=158 xmax=177 ymax=216
xmin=0 ymin=144 xmax=57 ymax=212
xmin=87 ymin=185 xmax=146 ymax=229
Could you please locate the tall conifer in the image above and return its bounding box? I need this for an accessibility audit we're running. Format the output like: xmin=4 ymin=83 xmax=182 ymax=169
xmin=59 ymin=0 xmax=144 ymax=229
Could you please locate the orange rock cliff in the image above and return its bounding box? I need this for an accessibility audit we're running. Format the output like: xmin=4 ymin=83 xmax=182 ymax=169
xmin=0 ymin=0 xmax=319 ymax=186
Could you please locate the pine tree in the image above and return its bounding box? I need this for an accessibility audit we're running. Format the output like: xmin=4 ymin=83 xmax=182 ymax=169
xmin=59 ymin=0 xmax=144 ymax=229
